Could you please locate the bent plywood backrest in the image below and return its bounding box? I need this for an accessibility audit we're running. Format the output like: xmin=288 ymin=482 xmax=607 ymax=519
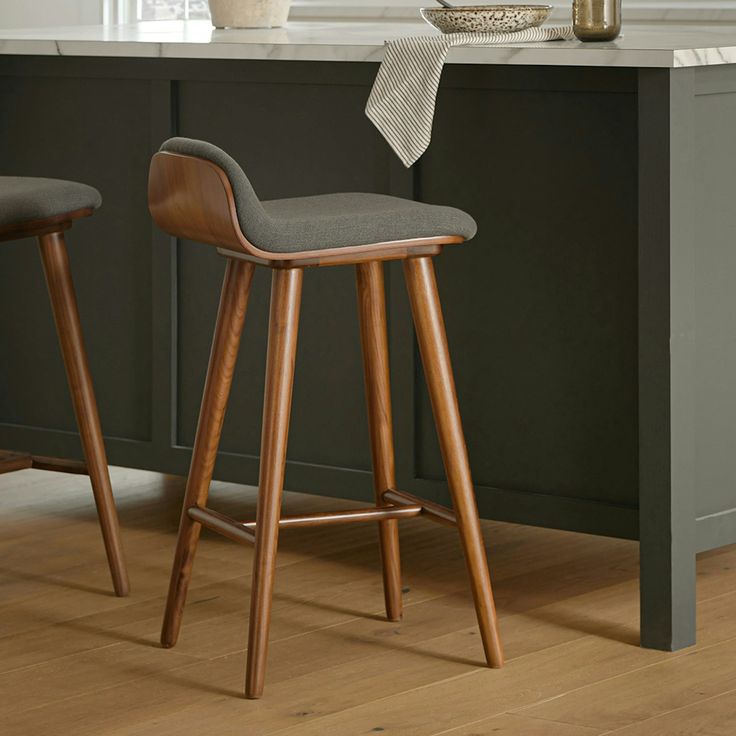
xmin=148 ymin=151 xmax=253 ymax=256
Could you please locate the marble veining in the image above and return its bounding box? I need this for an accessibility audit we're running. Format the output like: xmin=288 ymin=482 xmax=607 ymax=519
xmin=2 ymin=20 xmax=736 ymax=68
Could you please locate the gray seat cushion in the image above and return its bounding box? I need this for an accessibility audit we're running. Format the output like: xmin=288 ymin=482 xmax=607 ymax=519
xmin=160 ymin=138 xmax=476 ymax=253
xmin=0 ymin=177 xmax=101 ymax=227
xmin=259 ymin=192 xmax=476 ymax=253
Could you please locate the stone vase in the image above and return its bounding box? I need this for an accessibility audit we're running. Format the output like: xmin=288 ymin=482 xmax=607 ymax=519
xmin=208 ymin=0 xmax=291 ymax=29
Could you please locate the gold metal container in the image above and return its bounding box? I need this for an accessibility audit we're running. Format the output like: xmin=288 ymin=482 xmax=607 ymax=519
xmin=572 ymin=0 xmax=622 ymax=41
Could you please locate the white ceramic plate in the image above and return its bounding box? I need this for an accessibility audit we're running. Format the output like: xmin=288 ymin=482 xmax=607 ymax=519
xmin=420 ymin=5 xmax=552 ymax=34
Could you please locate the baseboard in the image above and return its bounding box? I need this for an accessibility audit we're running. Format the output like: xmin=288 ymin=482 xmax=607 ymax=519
xmin=696 ymin=507 xmax=736 ymax=552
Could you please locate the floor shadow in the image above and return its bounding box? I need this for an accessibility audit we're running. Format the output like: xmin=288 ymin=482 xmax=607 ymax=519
xmin=157 ymin=667 xmax=244 ymax=699
xmin=59 ymin=617 xmax=161 ymax=648
xmin=271 ymin=590 xmax=388 ymax=622
xmin=524 ymin=606 xmax=640 ymax=646
xmin=0 ymin=565 xmax=113 ymax=597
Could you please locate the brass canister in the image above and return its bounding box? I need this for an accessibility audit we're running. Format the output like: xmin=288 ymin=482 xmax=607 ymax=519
xmin=573 ymin=0 xmax=622 ymax=41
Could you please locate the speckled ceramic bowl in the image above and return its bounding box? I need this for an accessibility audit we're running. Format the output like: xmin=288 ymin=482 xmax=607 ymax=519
xmin=420 ymin=5 xmax=552 ymax=34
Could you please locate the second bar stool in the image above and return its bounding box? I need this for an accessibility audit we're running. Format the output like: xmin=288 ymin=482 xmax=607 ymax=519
xmin=0 ymin=177 xmax=129 ymax=597
xmin=149 ymin=137 xmax=503 ymax=698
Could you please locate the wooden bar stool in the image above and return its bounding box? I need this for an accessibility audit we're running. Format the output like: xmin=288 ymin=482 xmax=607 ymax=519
xmin=0 ymin=177 xmax=129 ymax=597
xmin=149 ymin=138 xmax=503 ymax=698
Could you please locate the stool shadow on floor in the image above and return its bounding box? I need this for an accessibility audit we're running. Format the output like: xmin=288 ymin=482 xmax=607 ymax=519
xmin=525 ymin=607 xmax=641 ymax=647
xmin=0 ymin=565 xmax=112 ymax=597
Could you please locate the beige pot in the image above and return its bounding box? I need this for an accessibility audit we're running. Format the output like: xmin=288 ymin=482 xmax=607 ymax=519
xmin=208 ymin=0 xmax=291 ymax=28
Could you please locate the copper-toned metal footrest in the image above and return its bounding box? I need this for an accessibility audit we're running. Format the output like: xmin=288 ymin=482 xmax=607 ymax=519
xmin=243 ymin=504 xmax=422 ymax=530
xmin=188 ymin=502 xmax=425 ymax=545
xmin=383 ymin=488 xmax=457 ymax=527
xmin=188 ymin=493 xmax=454 ymax=547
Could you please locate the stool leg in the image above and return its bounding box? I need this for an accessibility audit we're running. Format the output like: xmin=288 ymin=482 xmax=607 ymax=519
xmin=38 ymin=231 xmax=130 ymax=597
xmin=403 ymin=256 xmax=504 ymax=668
xmin=161 ymin=258 xmax=255 ymax=647
xmin=246 ymin=267 xmax=303 ymax=699
xmin=356 ymin=261 xmax=402 ymax=622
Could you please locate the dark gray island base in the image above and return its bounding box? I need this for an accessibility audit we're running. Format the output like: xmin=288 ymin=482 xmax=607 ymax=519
xmin=1 ymin=52 xmax=735 ymax=653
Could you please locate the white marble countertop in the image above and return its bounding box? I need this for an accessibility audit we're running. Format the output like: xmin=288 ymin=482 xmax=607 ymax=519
xmin=1 ymin=20 xmax=736 ymax=68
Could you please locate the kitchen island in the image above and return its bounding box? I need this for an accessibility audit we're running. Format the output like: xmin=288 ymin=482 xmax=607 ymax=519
xmin=1 ymin=18 xmax=736 ymax=653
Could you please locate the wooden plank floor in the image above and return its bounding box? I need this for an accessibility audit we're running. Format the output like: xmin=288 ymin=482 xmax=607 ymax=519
xmin=1 ymin=467 xmax=734 ymax=735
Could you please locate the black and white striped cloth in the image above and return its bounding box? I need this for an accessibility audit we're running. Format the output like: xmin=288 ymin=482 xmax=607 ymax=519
xmin=366 ymin=25 xmax=576 ymax=167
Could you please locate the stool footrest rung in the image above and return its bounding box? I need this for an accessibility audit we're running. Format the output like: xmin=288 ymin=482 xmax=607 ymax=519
xmin=188 ymin=503 xmax=425 ymax=544
xmin=0 ymin=450 xmax=88 ymax=476
xmin=31 ymin=455 xmax=88 ymax=475
xmin=188 ymin=506 xmax=257 ymax=545
xmin=243 ymin=504 xmax=423 ymax=530
xmin=188 ymin=493 xmax=454 ymax=546
xmin=0 ymin=451 xmax=33 ymax=475
xmin=383 ymin=488 xmax=457 ymax=527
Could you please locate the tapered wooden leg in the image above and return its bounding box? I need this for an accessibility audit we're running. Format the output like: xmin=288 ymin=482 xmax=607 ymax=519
xmin=403 ymin=256 xmax=504 ymax=668
xmin=356 ymin=261 xmax=402 ymax=622
xmin=161 ymin=258 xmax=255 ymax=647
xmin=245 ymin=267 xmax=303 ymax=699
xmin=38 ymin=232 xmax=130 ymax=597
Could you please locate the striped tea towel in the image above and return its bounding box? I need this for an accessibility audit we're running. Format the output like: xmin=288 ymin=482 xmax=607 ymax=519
xmin=366 ymin=25 xmax=576 ymax=167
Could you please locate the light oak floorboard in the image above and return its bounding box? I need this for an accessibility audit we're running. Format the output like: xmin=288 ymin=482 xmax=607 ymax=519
xmin=432 ymin=712 xmax=602 ymax=736
xmin=600 ymin=688 xmax=736 ymax=735
xmin=516 ymin=614 xmax=736 ymax=730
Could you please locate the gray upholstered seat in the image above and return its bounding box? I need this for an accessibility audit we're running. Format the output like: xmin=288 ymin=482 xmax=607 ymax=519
xmin=160 ymin=138 xmax=477 ymax=254
xmin=0 ymin=177 xmax=102 ymax=227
